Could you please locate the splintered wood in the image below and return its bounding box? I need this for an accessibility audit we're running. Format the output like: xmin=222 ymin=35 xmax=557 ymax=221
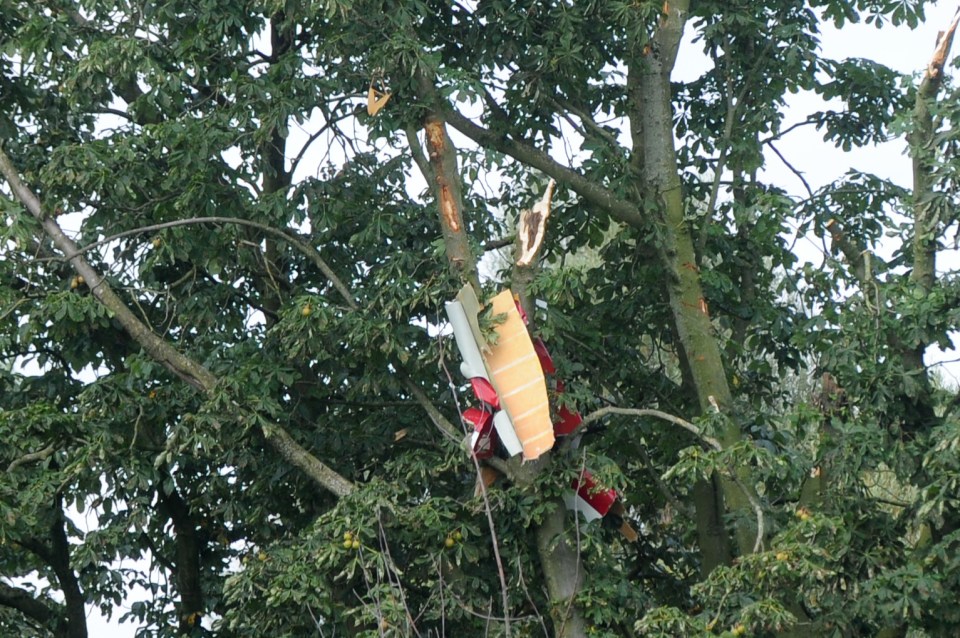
xmin=927 ymin=9 xmax=960 ymax=83
xmin=424 ymin=119 xmax=461 ymax=233
xmin=366 ymin=84 xmax=391 ymax=116
xmin=516 ymin=179 xmax=555 ymax=267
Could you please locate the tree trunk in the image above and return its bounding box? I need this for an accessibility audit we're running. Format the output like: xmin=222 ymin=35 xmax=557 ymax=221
xmin=158 ymin=481 xmax=205 ymax=634
xmin=407 ymin=104 xmax=481 ymax=291
xmin=630 ymin=0 xmax=756 ymax=560
xmin=411 ymin=75 xmax=590 ymax=637
xmin=536 ymin=500 xmax=588 ymax=638
xmin=50 ymin=497 xmax=88 ymax=638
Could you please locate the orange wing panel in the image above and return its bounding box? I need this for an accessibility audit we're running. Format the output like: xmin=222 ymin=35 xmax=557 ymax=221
xmin=483 ymin=290 xmax=554 ymax=459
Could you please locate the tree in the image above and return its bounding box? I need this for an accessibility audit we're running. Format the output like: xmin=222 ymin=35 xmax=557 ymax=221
xmin=3 ymin=0 xmax=960 ymax=636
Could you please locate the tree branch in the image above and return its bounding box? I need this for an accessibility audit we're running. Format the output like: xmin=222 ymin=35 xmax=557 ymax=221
xmin=544 ymin=94 xmax=621 ymax=149
xmin=768 ymin=143 xmax=813 ymax=198
xmin=0 ymin=581 xmax=62 ymax=631
xmin=0 ymin=146 xmax=356 ymax=499
xmin=581 ymin=406 xmax=722 ymax=451
xmin=581 ymin=405 xmax=765 ymax=552
xmin=409 ymin=71 xmax=481 ymax=289
xmin=56 ymin=216 xmax=357 ymax=312
xmin=441 ymin=107 xmax=646 ymax=228
xmin=288 ymin=101 xmax=354 ymax=179
xmin=6 ymin=445 xmax=56 ymax=473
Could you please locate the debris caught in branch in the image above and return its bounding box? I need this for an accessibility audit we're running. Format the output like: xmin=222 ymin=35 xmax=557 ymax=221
xmin=564 ymin=470 xmax=617 ymax=522
xmin=446 ymin=285 xmax=553 ymax=459
xmin=446 ymin=285 xmax=635 ymax=538
xmin=366 ymin=72 xmax=392 ymax=116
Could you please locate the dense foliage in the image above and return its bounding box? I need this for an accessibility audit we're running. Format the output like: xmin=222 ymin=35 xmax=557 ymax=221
xmin=4 ymin=1 xmax=960 ymax=637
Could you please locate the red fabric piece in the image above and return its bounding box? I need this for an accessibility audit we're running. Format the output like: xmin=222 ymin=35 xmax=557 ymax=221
xmin=573 ymin=471 xmax=617 ymax=517
xmin=470 ymin=377 xmax=500 ymax=409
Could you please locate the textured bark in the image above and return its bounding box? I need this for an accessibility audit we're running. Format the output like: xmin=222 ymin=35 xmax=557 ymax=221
xmin=514 ymin=214 xmax=589 ymax=638
xmin=158 ymin=483 xmax=205 ymax=633
xmin=898 ymin=14 xmax=960 ymax=435
xmin=910 ymin=13 xmax=958 ymax=297
xmin=536 ymin=500 xmax=588 ymax=638
xmin=49 ymin=498 xmax=88 ymax=638
xmin=630 ymin=0 xmax=756 ymax=560
xmin=692 ymin=477 xmax=732 ymax=575
xmin=410 ymin=108 xmax=481 ymax=290
xmin=444 ymin=107 xmax=647 ymax=228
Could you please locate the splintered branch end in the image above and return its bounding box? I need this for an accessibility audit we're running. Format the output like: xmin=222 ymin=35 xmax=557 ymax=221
xmin=516 ymin=179 xmax=556 ymax=267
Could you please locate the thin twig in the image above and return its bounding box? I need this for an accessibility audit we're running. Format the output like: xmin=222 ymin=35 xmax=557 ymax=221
xmin=377 ymin=512 xmax=421 ymax=637
xmin=288 ymin=100 xmax=354 ymax=178
xmin=582 ymin=405 xmax=764 ymax=550
xmin=404 ymin=125 xmax=434 ymax=186
xmin=546 ymin=94 xmax=621 ymax=149
xmin=50 ymin=215 xmax=357 ymax=309
xmin=729 ymin=472 xmax=765 ymax=553
xmin=768 ymin=142 xmax=813 ymax=198
xmin=758 ymin=116 xmax=821 ymax=145
xmin=515 ymin=560 xmax=550 ymax=638
xmin=581 ymin=406 xmax=722 ymax=451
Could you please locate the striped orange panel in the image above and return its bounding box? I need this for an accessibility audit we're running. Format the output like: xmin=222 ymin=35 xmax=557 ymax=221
xmin=482 ymin=290 xmax=554 ymax=460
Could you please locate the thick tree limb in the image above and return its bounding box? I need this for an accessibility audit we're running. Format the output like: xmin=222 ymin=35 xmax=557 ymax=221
xmin=0 ymin=581 xmax=62 ymax=632
xmin=626 ymin=0 xmax=762 ymax=563
xmin=911 ymin=8 xmax=960 ymax=296
xmin=0 ymin=152 xmax=216 ymax=392
xmin=441 ymin=107 xmax=646 ymax=228
xmin=408 ymin=92 xmax=481 ymax=290
xmin=0 ymin=147 xmax=355 ymax=499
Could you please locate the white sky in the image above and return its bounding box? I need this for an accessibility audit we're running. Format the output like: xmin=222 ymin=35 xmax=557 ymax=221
xmin=18 ymin=4 xmax=960 ymax=636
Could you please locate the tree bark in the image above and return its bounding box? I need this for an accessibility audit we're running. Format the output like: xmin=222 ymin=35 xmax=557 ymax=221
xmin=157 ymin=480 xmax=205 ymax=634
xmin=49 ymin=496 xmax=88 ymax=638
xmin=629 ymin=0 xmax=756 ymax=561
xmin=536 ymin=500 xmax=588 ymax=638
xmin=899 ymin=13 xmax=959 ymax=435
xmin=406 ymin=93 xmax=481 ymax=290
